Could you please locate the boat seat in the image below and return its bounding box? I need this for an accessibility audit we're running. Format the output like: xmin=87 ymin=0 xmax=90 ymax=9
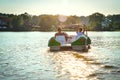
xmin=55 ymin=35 xmax=66 ymax=45
xmin=67 ymin=35 xmax=77 ymax=43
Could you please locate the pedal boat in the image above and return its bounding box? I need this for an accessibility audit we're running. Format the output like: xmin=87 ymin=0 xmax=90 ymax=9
xmin=48 ymin=34 xmax=91 ymax=51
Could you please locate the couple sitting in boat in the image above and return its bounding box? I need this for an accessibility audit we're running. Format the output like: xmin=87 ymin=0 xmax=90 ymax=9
xmin=54 ymin=26 xmax=91 ymax=49
xmin=55 ymin=26 xmax=85 ymax=44
xmin=55 ymin=27 xmax=84 ymax=41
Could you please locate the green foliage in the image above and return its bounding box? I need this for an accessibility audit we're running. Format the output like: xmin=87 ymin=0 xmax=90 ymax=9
xmin=0 ymin=12 xmax=120 ymax=31
xmin=12 ymin=15 xmax=23 ymax=28
xmin=39 ymin=15 xmax=56 ymax=31
xmin=88 ymin=12 xmax=105 ymax=31
xmin=31 ymin=16 xmax=40 ymax=26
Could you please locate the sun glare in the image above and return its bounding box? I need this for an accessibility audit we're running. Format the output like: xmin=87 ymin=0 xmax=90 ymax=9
xmin=58 ymin=15 xmax=67 ymax=23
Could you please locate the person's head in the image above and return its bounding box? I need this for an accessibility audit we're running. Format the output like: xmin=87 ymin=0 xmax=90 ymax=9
xmin=57 ymin=27 xmax=62 ymax=33
xmin=78 ymin=27 xmax=82 ymax=32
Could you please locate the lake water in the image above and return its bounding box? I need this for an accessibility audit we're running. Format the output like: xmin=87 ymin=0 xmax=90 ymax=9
xmin=0 ymin=32 xmax=120 ymax=80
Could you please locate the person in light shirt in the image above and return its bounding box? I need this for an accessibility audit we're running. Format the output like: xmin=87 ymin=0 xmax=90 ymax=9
xmin=55 ymin=27 xmax=69 ymax=42
xmin=76 ymin=27 xmax=91 ymax=49
xmin=76 ymin=27 xmax=84 ymax=38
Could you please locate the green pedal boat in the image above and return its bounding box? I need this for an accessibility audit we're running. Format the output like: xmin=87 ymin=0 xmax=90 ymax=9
xmin=48 ymin=34 xmax=91 ymax=51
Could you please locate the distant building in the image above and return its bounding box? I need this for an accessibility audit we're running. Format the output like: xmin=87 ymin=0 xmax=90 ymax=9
xmin=0 ymin=16 xmax=11 ymax=29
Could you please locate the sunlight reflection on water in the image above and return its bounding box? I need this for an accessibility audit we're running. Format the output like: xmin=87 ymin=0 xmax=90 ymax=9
xmin=46 ymin=51 xmax=101 ymax=80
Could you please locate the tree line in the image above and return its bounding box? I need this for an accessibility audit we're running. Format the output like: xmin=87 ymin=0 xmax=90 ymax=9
xmin=0 ymin=12 xmax=120 ymax=31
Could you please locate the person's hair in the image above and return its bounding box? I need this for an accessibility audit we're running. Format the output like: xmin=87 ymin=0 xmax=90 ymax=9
xmin=57 ymin=27 xmax=62 ymax=31
xmin=78 ymin=27 xmax=82 ymax=32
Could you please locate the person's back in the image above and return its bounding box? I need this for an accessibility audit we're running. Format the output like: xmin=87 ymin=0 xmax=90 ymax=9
xmin=77 ymin=32 xmax=83 ymax=36
xmin=55 ymin=27 xmax=69 ymax=42
xmin=76 ymin=27 xmax=91 ymax=49
xmin=76 ymin=27 xmax=84 ymax=39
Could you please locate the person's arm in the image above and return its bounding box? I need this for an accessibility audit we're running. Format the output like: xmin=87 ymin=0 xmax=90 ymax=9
xmin=63 ymin=32 xmax=68 ymax=37
xmin=64 ymin=32 xmax=72 ymax=39
xmin=62 ymin=32 xmax=69 ymax=41
xmin=55 ymin=33 xmax=57 ymax=37
xmin=82 ymin=29 xmax=84 ymax=34
xmin=82 ymin=28 xmax=85 ymax=34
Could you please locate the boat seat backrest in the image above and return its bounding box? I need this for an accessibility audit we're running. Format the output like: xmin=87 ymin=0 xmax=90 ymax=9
xmin=55 ymin=35 xmax=66 ymax=44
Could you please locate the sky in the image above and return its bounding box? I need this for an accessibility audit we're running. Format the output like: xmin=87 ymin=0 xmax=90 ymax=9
xmin=0 ymin=0 xmax=120 ymax=16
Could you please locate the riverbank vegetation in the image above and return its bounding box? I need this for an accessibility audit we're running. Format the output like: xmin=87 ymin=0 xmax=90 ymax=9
xmin=0 ymin=12 xmax=120 ymax=31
